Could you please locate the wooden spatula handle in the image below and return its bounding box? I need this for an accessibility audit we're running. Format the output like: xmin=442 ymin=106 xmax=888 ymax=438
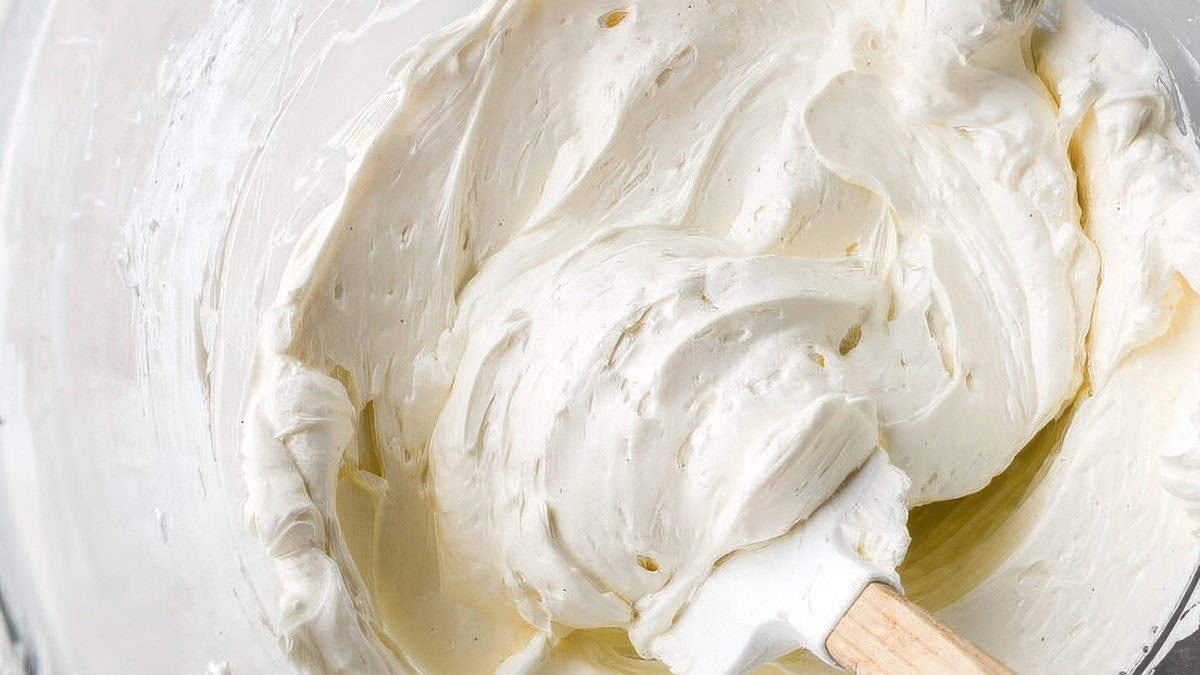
xmin=826 ymin=582 xmax=1013 ymax=674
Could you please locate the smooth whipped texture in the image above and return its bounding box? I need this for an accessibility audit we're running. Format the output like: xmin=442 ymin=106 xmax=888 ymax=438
xmin=2 ymin=0 xmax=1200 ymax=673
xmin=243 ymin=0 xmax=1200 ymax=670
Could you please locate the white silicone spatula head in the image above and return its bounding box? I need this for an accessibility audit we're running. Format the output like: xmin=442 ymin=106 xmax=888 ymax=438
xmin=648 ymin=450 xmax=910 ymax=673
xmin=646 ymin=450 xmax=1013 ymax=675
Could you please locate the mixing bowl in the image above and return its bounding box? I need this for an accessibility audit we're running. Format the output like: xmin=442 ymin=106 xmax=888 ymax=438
xmin=0 ymin=0 xmax=1197 ymax=672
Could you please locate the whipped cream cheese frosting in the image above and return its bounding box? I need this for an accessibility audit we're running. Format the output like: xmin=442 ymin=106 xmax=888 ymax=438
xmin=2 ymin=0 xmax=1200 ymax=673
xmin=240 ymin=0 xmax=1199 ymax=670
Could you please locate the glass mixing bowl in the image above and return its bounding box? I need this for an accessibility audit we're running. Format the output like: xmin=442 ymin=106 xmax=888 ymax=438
xmin=0 ymin=0 xmax=1197 ymax=673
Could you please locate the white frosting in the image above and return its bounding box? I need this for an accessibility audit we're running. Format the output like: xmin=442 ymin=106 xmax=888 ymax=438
xmin=3 ymin=0 xmax=1200 ymax=673
xmin=239 ymin=0 xmax=1196 ymax=669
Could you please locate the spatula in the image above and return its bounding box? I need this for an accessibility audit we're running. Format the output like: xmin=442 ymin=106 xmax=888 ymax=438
xmin=649 ymin=450 xmax=1013 ymax=675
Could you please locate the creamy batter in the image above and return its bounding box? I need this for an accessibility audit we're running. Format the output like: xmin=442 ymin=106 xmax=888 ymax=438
xmin=2 ymin=0 xmax=1200 ymax=673
xmin=241 ymin=0 xmax=1200 ymax=671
